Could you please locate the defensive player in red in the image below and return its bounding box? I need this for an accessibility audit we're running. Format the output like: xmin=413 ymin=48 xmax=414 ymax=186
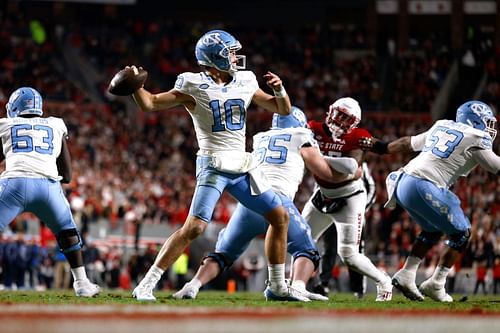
xmin=302 ymin=97 xmax=393 ymax=301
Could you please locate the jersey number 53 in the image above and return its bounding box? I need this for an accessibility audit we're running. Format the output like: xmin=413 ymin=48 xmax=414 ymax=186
xmin=11 ymin=124 xmax=54 ymax=155
xmin=422 ymin=126 xmax=464 ymax=158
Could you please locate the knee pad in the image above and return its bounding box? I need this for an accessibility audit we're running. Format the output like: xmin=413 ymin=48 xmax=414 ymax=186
xmin=294 ymin=250 xmax=321 ymax=271
xmin=56 ymin=228 xmax=82 ymax=253
xmin=338 ymin=245 xmax=357 ymax=266
xmin=204 ymin=252 xmax=233 ymax=272
xmin=416 ymin=231 xmax=444 ymax=246
xmin=445 ymin=229 xmax=471 ymax=252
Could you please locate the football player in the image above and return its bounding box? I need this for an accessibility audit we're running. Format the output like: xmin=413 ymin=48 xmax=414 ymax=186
xmin=359 ymin=100 xmax=500 ymax=302
xmin=302 ymin=97 xmax=393 ymax=301
xmin=0 ymin=87 xmax=100 ymax=297
xmin=172 ymin=107 xmax=360 ymax=301
xmin=313 ymin=161 xmax=375 ymax=299
xmin=130 ymin=30 xmax=303 ymax=301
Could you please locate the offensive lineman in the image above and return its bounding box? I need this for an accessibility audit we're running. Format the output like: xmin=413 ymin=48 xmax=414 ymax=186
xmin=0 ymin=87 xmax=100 ymax=297
xmin=360 ymin=100 xmax=500 ymax=302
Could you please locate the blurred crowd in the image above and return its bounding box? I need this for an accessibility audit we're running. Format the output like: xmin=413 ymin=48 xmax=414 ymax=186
xmin=0 ymin=3 xmax=499 ymax=293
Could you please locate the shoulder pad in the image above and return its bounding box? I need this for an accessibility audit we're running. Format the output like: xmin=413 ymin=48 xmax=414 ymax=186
xmin=174 ymin=72 xmax=202 ymax=90
xmin=235 ymin=70 xmax=257 ymax=81
xmin=350 ymin=127 xmax=372 ymax=139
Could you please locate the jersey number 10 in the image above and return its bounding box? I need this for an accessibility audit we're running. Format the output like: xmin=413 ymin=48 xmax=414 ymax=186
xmin=209 ymin=99 xmax=246 ymax=132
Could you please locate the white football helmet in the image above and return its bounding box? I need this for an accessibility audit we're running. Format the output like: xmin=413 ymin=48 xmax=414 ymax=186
xmin=325 ymin=97 xmax=361 ymax=137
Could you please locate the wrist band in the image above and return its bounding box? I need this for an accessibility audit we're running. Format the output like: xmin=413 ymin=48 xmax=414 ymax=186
xmin=273 ymin=86 xmax=287 ymax=98
xmin=372 ymin=141 xmax=389 ymax=155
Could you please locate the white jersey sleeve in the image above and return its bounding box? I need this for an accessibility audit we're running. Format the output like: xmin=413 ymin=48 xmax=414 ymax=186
xmin=253 ymin=127 xmax=316 ymax=199
xmin=403 ymin=119 xmax=491 ymax=188
xmin=0 ymin=116 xmax=67 ymax=180
xmin=410 ymin=131 xmax=428 ymax=151
xmin=174 ymin=71 xmax=259 ymax=155
xmin=471 ymin=148 xmax=500 ymax=174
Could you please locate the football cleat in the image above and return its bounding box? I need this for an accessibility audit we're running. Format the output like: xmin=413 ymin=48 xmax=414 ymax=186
xmin=132 ymin=280 xmax=157 ymax=301
xmin=172 ymin=282 xmax=200 ymax=300
xmin=264 ymin=284 xmax=310 ymax=302
xmin=291 ymin=281 xmax=328 ymax=301
xmin=375 ymin=274 xmax=393 ymax=301
xmin=73 ymin=279 xmax=100 ymax=297
xmin=392 ymin=269 xmax=425 ymax=301
xmin=419 ymin=279 xmax=453 ymax=302
xmin=304 ymin=290 xmax=329 ymax=301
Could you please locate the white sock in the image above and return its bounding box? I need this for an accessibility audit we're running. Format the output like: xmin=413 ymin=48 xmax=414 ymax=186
xmin=143 ymin=265 xmax=164 ymax=285
xmin=268 ymin=264 xmax=286 ymax=290
xmin=71 ymin=266 xmax=88 ymax=281
xmin=291 ymin=280 xmax=306 ymax=290
xmin=431 ymin=265 xmax=450 ymax=286
xmin=402 ymin=256 xmax=422 ymax=274
xmin=188 ymin=278 xmax=202 ymax=289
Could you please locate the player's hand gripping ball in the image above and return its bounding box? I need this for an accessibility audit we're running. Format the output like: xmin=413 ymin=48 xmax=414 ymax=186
xmin=108 ymin=66 xmax=148 ymax=96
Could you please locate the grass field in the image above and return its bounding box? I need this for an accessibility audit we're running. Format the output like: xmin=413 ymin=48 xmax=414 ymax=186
xmin=1 ymin=290 xmax=500 ymax=333
xmin=1 ymin=290 xmax=500 ymax=312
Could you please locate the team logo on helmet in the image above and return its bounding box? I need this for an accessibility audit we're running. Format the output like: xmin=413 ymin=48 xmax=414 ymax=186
xmin=456 ymin=100 xmax=496 ymax=139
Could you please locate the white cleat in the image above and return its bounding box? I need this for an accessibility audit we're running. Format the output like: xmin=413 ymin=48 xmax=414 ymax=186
xmin=132 ymin=280 xmax=157 ymax=301
xmin=73 ymin=279 xmax=100 ymax=297
xmin=375 ymin=274 xmax=393 ymax=302
xmin=392 ymin=269 xmax=425 ymax=301
xmin=172 ymin=282 xmax=200 ymax=300
xmin=304 ymin=290 xmax=329 ymax=301
xmin=264 ymin=283 xmax=310 ymax=302
xmin=290 ymin=281 xmax=328 ymax=301
xmin=419 ymin=279 xmax=453 ymax=302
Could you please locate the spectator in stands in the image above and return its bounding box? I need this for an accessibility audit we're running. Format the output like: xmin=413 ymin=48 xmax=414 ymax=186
xmin=473 ymin=258 xmax=488 ymax=295
xmin=493 ymin=256 xmax=500 ymax=294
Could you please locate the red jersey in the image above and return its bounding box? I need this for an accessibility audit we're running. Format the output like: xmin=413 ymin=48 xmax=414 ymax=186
xmin=307 ymin=120 xmax=372 ymax=188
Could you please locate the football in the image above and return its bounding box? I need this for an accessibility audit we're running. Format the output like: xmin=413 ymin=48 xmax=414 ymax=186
xmin=108 ymin=67 xmax=148 ymax=96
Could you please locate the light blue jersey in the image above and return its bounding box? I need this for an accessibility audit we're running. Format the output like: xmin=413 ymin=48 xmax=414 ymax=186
xmin=0 ymin=116 xmax=75 ymax=233
xmin=214 ymin=128 xmax=319 ymax=263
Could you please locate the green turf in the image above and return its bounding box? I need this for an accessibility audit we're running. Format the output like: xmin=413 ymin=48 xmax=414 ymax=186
xmin=1 ymin=290 xmax=499 ymax=312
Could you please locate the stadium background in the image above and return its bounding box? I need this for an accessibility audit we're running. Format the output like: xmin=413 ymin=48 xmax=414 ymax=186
xmin=0 ymin=0 xmax=499 ymax=296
